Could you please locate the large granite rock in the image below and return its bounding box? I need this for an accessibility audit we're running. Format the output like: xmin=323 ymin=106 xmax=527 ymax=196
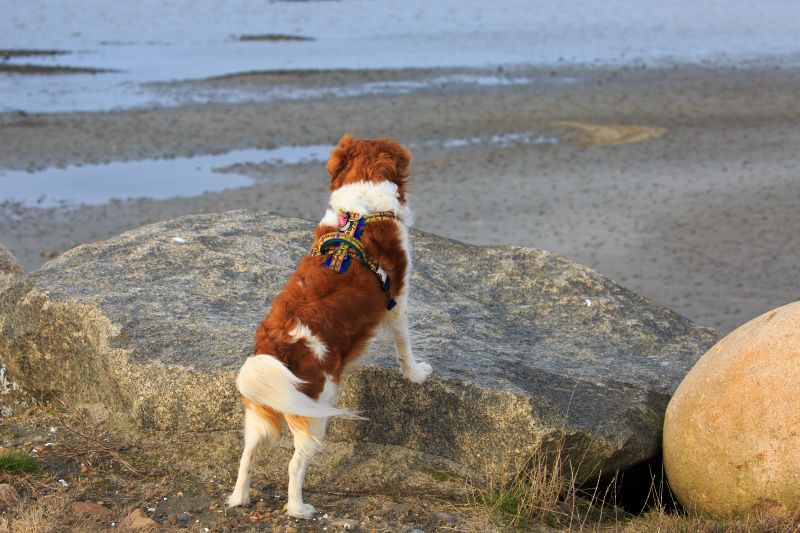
xmin=0 ymin=243 xmax=24 ymax=292
xmin=664 ymin=302 xmax=800 ymax=516
xmin=0 ymin=211 xmax=719 ymax=480
xmin=0 ymin=243 xmax=28 ymax=417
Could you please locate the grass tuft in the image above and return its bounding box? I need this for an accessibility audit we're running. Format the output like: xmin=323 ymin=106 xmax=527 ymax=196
xmin=472 ymin=441 xmax=800 ymax=532
xmin=472 ymin=440 xmax=596 ymax=528
xmin=0 ymin=493 xmax=71 ymax=533
xmin=420 ymin=467 xmax=455 ymax=483
xmin=0 ymin=449 xmax=41 ymax=473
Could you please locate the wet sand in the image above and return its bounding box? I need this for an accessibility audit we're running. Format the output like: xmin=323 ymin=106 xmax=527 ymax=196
xmin=1 ymin=65 xmax=799 ymax=332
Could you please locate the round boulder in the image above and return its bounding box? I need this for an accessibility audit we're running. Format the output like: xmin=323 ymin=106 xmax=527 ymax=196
xmin=663 ymin=301 xmax=800 ymax=516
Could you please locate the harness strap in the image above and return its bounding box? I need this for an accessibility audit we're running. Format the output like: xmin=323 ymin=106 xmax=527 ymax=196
xmin=310 ymin=211 xmax=398 ymax=309
xmin=361 ymin=211 xmax=399 ymax=223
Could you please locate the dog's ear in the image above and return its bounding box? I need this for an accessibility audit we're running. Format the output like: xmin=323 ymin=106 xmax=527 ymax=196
xmin=374 ymin=140 xmax=411 ymax=204
xmin=384 ymin=141 xmax=411 ymax=184
xmin=326 ymin=133 xmax=354 ymax=182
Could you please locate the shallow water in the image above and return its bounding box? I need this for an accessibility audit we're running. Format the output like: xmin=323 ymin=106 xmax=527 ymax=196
xmin=0 ymin=145 xmax=331 ymax=207
xmin=0 ymin=135 xmax=557 ymax=207
xmin=150 ymin=73 xmax=548 ymax=110
xmin=0 ymin=72 xmax=548 ymax=114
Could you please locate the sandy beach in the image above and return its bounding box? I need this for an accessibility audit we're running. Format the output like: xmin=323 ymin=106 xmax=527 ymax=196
xmin=1 ymin=64 xmax=798 ymax=332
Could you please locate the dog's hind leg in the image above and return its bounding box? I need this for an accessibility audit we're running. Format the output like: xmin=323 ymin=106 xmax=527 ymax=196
xmin=227 ymin=401 xmax=281 ymax=508
xmin=384 ymin=295 xmax=432 ymax=384
xmin=284 ymin=414 xmax=328 ymax=518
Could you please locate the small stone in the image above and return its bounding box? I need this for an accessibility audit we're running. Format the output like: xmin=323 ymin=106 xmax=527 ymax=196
xmin=119 ymin=508 xmax=158 ymax=530
xmin=176 ymin=512 xmax=191 ymax=523
xmin=72 ymin=501 xmax=112 ymax=518
xmin=433 ymin=512 xmax=457 ymax=523
xmin=331 ymin=518 xmax=359 ymax=530
xmin=385 ymin=503 xmax=411 ymax=515
xmin=0 ymin=484 xmax=20 ymax=509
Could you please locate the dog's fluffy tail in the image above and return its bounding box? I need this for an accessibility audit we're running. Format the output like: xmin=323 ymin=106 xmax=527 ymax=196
xmin=236 ymin=354 xmax=359 ymax=419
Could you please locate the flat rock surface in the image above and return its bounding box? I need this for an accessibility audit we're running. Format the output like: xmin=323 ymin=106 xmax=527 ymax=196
xmin=0 ymin=211 xmax=720 ymax=479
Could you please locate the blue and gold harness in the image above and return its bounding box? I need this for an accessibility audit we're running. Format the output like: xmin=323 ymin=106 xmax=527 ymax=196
xmin=310 ymin=211 xmax=398 ymax=310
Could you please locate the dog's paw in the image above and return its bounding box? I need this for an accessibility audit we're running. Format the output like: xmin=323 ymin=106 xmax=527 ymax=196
xmin=405 ymin=361 xmax=432 ymax=384
xmin=226 ymin=491 xmax=250 ymax=508
xmin=286 ymin=502 xmax=316 ymax=519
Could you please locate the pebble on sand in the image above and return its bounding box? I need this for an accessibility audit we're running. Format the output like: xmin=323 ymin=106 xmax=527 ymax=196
xmin=0 ymin=484 xmax=20 ymax=510
xmin=71 ymin=501 xmax=112 ymax=518
xmin=119 ymin=508 xmax=159 ymax=530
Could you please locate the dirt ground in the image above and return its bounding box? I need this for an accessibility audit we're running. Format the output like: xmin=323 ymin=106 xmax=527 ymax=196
xmin=0 ymin=405 xmax=544 ymax=532
xmin=2 ymin=405 xmax=798 ymax=532
xmin=0 ymin=406 xmax=497 ymax=532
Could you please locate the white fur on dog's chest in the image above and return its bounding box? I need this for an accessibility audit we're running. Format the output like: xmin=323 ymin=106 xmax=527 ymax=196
xmin=319 ymin=181 xmax=414 ymax=227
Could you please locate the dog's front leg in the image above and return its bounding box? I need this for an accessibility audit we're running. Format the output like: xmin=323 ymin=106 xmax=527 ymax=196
xmin=384 ymin=295 xmax=432 ymax=384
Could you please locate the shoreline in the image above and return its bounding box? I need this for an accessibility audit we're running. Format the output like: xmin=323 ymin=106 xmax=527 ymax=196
xmin=2 ymin=64 xmax=799 ymax=332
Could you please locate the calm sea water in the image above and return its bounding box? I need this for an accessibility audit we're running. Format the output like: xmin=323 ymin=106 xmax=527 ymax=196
xmin=2 ymin=0 xmax=800 ymax=113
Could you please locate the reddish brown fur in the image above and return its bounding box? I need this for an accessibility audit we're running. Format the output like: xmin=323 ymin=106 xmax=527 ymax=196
xmin=242 ymin=398 xmax=282 ymax=433
xmin=284 ymin=414 xmax=311 ymax=435
xmin=326 ymin=133 xmax=410 ymax=201
xmin=252 ymin=134 xmax=411 ymax=400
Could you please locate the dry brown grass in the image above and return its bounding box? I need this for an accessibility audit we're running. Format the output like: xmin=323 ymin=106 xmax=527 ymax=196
xmin=3 ymin=405 xmax=798 ymax=532
xmin=470 ymin=441 xmax=800 ymax=532
xmin=0 ymin=494 xmax=70 ymax=533
xmin=624 ymin=507 xmax=800 ymax=533
xmin=0 ymin=406 xmax=195 ymax=533
xmin=471 ymin=439 xmax=624 ymax=530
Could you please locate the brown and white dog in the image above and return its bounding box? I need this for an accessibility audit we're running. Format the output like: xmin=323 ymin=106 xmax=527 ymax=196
xmin=227 ymin=134 xmax=432 ymax=518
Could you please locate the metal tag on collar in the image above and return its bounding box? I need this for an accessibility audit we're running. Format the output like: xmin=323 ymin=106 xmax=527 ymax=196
xmin=337 ymin=211 xmax=351 ymax=232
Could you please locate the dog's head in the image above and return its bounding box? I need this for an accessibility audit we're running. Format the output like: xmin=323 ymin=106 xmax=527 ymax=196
xmin=326 ymin=134 xmax=411 ymax=202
